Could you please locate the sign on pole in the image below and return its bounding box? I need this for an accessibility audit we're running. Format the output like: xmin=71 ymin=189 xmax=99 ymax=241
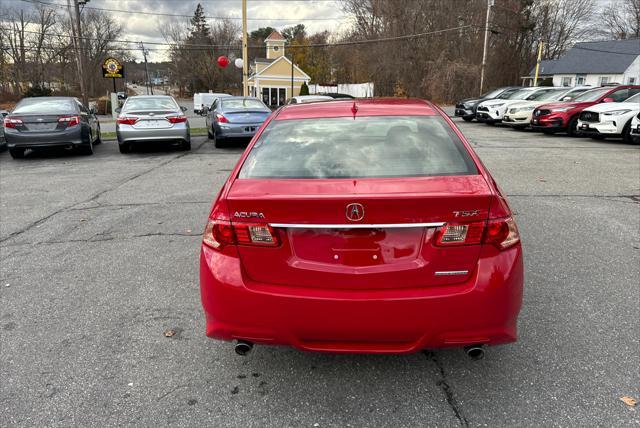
xmin=102 ymin=57 xmax=124 ymax=78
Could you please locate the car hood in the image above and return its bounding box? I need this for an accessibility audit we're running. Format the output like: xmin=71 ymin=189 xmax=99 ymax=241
xmin=536 ymin=101 xmax=594 ymax=110
xmin=479 ymin=99 xmax=524 ymax=108
xmin=507 ymin=100 xmax=544 ymax=109
xmin=582 ymin=101 xmax=640 ymax=113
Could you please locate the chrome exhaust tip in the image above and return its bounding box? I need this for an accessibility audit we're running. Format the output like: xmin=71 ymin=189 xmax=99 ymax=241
xmin=464 ymin=345 xmax=485 ymax=360
xmin=234 ymin=340 xmax=253 ymax=356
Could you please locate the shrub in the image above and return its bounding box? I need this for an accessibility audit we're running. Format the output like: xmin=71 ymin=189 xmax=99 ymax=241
xmin=300 ymin=81 xmax=309 ymax=96
xmin=22 ymin=85 xmax=52 ymax=98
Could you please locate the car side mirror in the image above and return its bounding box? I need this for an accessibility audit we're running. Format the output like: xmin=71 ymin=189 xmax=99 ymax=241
xmin=181 ymin=106 xmax=188 ymax=112
xmin=115 ymin=107 xmax=121 ymax=113
xmin=602 ymin=97 xmax=614 ymax=103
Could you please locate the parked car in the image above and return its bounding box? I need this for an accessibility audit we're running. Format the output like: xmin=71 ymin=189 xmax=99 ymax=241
xmin=531 ymin=85 xmax=640 ymax=136
xmin=455 ymin=86 xmax=521 ymax=122
xmin=320 ymin=93 xmax=355 ymax=99
xmin=286 ymin=95 xmax=334 ymax=104
xmin=630 ymin=112 xmax=640 ymax=144
xmin=3 ymin=97 xmax=101 ymax=159
xmin=0 ymin=109 xmax=9 ymax=151
xmin=116 ymin=95 xmax=190 ymax=153
xmin=206 ymin=96 xmax=271 ymax=148
xmin=503 ymin=86 xmax=592 ymax=130
xmin=199 ymin=99 xmax=523 ymax=357
xmin=476 ymin=87 xmax=560 ymax=125
xmin=577 ymin=92 xmax=640 ymax=143
xmin=194 ymin=92 xmax=230 ymax=115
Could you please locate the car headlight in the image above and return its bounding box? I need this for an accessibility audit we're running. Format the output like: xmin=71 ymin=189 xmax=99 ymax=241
xmin=551 ymin=107 xmax=574 ymax=112
xmin=488 ymin=103 xmax=505 ymax=108
xmin=603 ymin=110 xmax=631 ymax=116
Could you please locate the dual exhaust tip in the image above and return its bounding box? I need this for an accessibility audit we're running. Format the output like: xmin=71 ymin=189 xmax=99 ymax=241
xmin=234 ymin=340 xmax=485 ymax=359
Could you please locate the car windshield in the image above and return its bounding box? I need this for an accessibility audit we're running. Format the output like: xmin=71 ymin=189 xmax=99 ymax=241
xmin=239 ymin=116 xmax=477 ymax=179
xmin=507 ymin=89 xmax=536 ymax=100
xmin=623 ymin=93 xmax=640 ymax=103
xmin=537 ymin=89 xmax=570 ymax=101
xmin=222 ymin=99 xmax=266 ymax=110
xmin=13 ymin=98 xmax=76 ymax=114
xmin=483 ymin=87 xmax=507 ymax=98
xmin=525 ymin=90 xmax=558 ymax=100
xmin=124 ymin=97 xmax=178 ymax=112
xmin=573 ymin=88 xmax=611 ymax=102
xmin=552 ymin=88 xmax=589 ymax=101
xmin=496 ymin=88 xmax=520 ymax=99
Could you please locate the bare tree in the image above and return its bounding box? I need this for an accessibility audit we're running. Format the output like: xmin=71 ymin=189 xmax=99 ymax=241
xmin=598 ymin=0 xmax=640 ymax=39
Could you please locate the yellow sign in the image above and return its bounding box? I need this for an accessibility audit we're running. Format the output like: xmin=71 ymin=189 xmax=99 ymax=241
xmin=102 ymin=57 xmax=124 ymax=78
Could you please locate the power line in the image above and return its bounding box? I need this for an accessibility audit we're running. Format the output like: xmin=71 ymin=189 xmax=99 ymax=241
xmin=18 ymin=0 xmax=348 ymax=21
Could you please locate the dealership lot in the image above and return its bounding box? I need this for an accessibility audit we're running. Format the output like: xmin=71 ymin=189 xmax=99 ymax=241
xmin=0 ymin=119 xmax=638 ymax=426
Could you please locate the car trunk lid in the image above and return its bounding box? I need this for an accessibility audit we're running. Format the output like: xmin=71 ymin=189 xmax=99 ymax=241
xmin=223 ymin=110 xmax=270 ymax=124
xmin=226 ymin=175 xmax=492 ymax=290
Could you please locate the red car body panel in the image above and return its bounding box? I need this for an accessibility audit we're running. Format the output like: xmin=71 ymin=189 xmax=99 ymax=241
xmin=199 ymin=99 xmax=524 ymax=354
xmin=531 ymin=85 xmax=640 ymax=132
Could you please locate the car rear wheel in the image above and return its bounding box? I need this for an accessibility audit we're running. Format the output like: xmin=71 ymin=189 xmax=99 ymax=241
xmin=180 ymin=141 xmax=191 ymax=151
xmin=79 ymin=137 xmax=94 ymax=155
xmin=207 ymin=126 xmax=213 ymax=139
xmin=9 ymin=148 xmax=25 ymax=159
xmin=94 ymin=126 xmax=102 ymax=145
xmin=118 ymin=142 xmax=132 ymax=154
xmin=214 ymin=133 xmax=226 ymax=148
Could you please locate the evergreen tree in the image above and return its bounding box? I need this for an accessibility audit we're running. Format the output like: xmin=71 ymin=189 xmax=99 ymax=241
xmin=190 ymin=3 xmax=210 ymax=39
xmin=300 ymin=81 xmax=309 ymax=96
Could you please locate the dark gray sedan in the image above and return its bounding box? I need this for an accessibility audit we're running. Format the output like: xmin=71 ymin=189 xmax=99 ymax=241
xmin=205 ymin=97 xmax=271 ymax=148
xmin=3 ymin=97 xmax=100 ymax=158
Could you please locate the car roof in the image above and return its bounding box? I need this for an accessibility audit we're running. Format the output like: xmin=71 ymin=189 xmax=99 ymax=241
xmin=128 ymin=95 xmax=174 ymax=98
xmin=275 ymin=98 xmax=437 ymax=120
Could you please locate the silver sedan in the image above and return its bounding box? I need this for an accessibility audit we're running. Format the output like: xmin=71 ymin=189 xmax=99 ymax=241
xmin=116 ymin=95 xmax=190 ymax=153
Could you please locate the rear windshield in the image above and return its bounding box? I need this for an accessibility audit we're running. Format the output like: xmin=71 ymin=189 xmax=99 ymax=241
xmin=239 ymin=116 xmax=478 ymax=179
xmin=13 ymin=98 xmax=77 ymax=114
xmin=222 ymin=99 xmax=266 ymax=110
xmin=124 ymin=97 xmax=178 ymax=111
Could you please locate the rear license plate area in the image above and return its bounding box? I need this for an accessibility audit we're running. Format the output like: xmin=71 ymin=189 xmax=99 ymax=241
xmin=244 ymin=126 xmax=256 ymax=132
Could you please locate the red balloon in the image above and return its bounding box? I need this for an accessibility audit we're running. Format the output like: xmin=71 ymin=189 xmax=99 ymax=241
xmin=217 ymin=56 xmax=229 ymax=68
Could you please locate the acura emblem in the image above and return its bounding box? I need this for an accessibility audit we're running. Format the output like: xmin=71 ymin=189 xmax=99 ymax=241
xmin=346 ymin=203 xmax=364 ymax=222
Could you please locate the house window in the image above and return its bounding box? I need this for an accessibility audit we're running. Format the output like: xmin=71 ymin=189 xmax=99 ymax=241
xmin=628 ymin=77 xmax=637 ymax=84
xmin=561 ymin=77 xmax=572 ymax=87
xmin=261 ymin=87 xmax=287 ymax=107
xmin=576 ymin=74 xmax=586 ymax=85
xmin=599 ymin=76 xmax=610 ymax=85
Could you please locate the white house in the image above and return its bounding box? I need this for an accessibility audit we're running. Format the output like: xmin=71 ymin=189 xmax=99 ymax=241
xmin=523 ymin=39 xmax=640 ymax=87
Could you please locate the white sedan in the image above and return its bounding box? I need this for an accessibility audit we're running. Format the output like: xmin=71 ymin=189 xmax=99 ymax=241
xmin=475 ymin=87 xmax=560 ymax=125
xmin=577 ymin=92 xmax=640 ymax=143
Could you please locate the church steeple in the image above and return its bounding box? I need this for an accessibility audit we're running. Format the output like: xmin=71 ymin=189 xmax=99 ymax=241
xmin=265 ymin=31 xmax=285 ymax=59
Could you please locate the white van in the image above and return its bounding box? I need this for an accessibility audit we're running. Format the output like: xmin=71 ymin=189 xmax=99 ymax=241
xmin=194 ymin=93 xmax=231 ymax=114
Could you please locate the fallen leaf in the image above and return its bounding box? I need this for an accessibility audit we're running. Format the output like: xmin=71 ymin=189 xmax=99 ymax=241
xmin=163 ymin=329 xmax=176 ymax=337
xmin=620 ymin=396 xmax=637 ymax=407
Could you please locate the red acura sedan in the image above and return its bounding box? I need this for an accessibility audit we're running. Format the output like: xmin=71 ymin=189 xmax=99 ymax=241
xmin=200 ymin=99 xmax=523 ymax=357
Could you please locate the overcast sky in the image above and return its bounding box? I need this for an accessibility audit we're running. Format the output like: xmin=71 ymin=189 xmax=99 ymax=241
xmin=4 ymin=0 xmax=615 ymax=62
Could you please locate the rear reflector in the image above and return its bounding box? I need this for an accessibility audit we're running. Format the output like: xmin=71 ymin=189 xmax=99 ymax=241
xmin=436 ymin=217 xmax=519 ymax=249
xmin=203 ymin=219 xmax=278 ymax=249
xmin=117 ymin=116 xmax=138 ymax=125
xmin=58 ymin=115 xmax=80 ymax=127
xmin=3 ymin=118 xmax=23 ymax=128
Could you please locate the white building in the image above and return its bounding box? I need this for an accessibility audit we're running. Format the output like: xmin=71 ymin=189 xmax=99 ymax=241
xmin=523 ymin=39 xmax=640 ymax=87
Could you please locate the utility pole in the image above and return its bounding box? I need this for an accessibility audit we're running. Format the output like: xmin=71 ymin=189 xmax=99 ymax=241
xmin=67 ymin=0 xmax=87 ymax=105
xmin=242 ymin=0 xmax=248 ymax=96
xmin=533 ymin=40 xmax=544 ymax=86
xmin=140 ymin=42 xmax=153 ymax=95
xmin=479 ymin=0 xmax=494 ymax=96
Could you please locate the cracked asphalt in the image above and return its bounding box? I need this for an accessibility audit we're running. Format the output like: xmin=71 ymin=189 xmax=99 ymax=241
xmin=1 ymin=117 xmax=639 ymax=427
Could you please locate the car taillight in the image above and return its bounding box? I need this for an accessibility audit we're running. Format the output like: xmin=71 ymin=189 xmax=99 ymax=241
xmin=117 ymin=116 xmax=138 ymax=125
xmin=166 ymin=115 xmax=187 ymax=123
xmin=203 ymin=219 xmax=278 ymax=250
xmin=215 ymin=113 xmax=229 ymax=123
xmin=58 ymin=115 xmax=80 ymax=127
xmin=3 ymin=118 xmax=23 ymax=128
xmin=435 ymin=217 xmax=519 ymax=249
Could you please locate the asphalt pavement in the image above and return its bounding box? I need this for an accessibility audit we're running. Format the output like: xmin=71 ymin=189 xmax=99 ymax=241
xmin=0 ymin=117 xmax=638 ymax=427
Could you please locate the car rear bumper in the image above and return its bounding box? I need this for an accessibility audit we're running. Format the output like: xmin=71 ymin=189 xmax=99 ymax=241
xmin=5 ymin=127 xmax=83 ymax=148
xmin=199 ymin=244 xmax=524 ymax=353
xmin=215 ymin=122 xmax=262 ymax=139
xmin=117 ymin=124 xmax=190 ymax=143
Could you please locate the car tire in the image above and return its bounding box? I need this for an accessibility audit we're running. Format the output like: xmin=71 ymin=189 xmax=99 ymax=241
xmin=622 ymin=121 xmax=633 ymax=144
xmin=485 ymin=120 xmax=495 ymax=126
xmin=79 ymin=136 xmax=94 ymax=155
xmin=207 ymin=126 xmax=213 ymax=139
xmin=214 ymin=133 xmax=226 ymax=148
xmin=94 ymin=126 xmax=102 ymax=145
xmin=9 ymin=148 xmax=25 ymax=159
xmin=118 ymin=142 xmax=131 ymax=154
xmin=567 ymin=116 xmax=580 ymax=137
xmin=462 ymin=116 xmax=473 ymax=122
